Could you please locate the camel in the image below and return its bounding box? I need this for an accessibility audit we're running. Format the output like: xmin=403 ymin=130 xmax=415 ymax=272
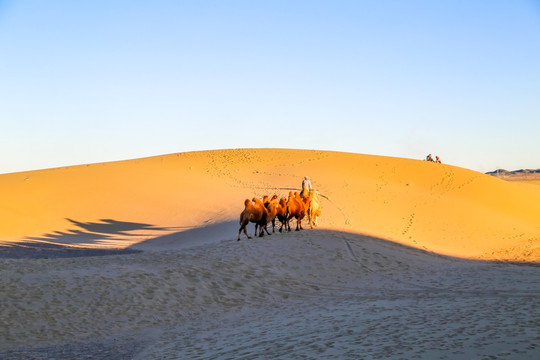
xmin=306 ymin=190 xmax=322 ymax=228
xmin=287 ymin=191 xmax=306 ymax=231
xmin=238 ymin=197 xmax=268 ymax=240
xmin=276 ymin=197 xmax=289 ymax=232
xmin=301 ymin=186 xmax=310 ymax=208
xmin=295 ymin=191 xmax=307 ymax=218
xmin=261 ymin=195 xmax=279 ymax=234
xmin=254 ymin=197 xmax=271 ymax=237
xmin=300 ymin=184 xmax=310 ymax=199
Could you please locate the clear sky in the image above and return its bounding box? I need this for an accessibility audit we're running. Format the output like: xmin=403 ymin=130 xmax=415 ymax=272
xmin=1 ymin=0 xmax=539 ymax=174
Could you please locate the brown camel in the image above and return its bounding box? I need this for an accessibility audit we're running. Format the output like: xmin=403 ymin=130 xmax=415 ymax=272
xmin=262 ymin=195 xmax=279 ymax=234
xmin=238 ymin=197 xmax=268 ymax=240
xmin=253 ymin=197 xmax=271 ymax=237
xmin=295 ymin=191 xmax=307 ymax=222
xmin=287 ymin=191 xmax=306 ymax=231
xmin=276 ymin=197 xmax=289 ymax=232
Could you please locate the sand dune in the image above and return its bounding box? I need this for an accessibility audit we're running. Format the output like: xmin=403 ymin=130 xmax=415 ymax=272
xmin=1 ymin=148 xmax=539 ymax=261
xmin=1 ymin=149 xmax=539 ymax=358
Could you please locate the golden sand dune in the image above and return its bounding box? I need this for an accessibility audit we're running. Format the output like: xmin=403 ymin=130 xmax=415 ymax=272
xmin=1 ymin=149 xmax=540 ymax=357
xmin=1 ymin=148 xmax=539 ymax=261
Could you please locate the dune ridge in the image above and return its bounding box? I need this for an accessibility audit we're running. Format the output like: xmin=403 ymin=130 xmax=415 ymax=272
xmin=1 ymin=148 xmax=539 ymax=262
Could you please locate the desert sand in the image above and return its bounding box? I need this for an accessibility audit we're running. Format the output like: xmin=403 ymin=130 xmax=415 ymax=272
xmin=0 ymin=149 xmax=539 ymax=359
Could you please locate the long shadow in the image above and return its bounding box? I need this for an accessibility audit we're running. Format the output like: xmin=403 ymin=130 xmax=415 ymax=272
xmin=23 ymin=218 xmax=174 ymax=246
xmin=65 ymin=218 xmax=171 ymax=236
xmin=4 ymin=218 xmax=538 ymax=266
xmin=129 ymin=220 xmax=239 ymax=251
xmin=0 ymin=242 xmax=141 ymax=259
xmin=132 ymin=224 xmax=540 ymax=268
xmin=0 ymin=219 xmax=179 ymax=259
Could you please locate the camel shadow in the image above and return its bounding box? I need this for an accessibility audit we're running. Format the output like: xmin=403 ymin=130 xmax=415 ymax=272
xmin=0 ymin=218 xmax=180 ymax=259
xmin=23 ymin=218 xmax=174 ymax=246
xmin=129 ymin=220 xmax=239 ymax=251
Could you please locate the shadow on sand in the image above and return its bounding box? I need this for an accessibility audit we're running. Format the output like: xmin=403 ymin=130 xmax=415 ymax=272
xmin=24 ymin=218 xmax=173 ymax=246
xmin=0 ymin=219 xmax=179 ymax=259
xmin=128 ymin=220 xmax=239 ymax=251
xmin=3 ymin=218 xmax=538 ymax=266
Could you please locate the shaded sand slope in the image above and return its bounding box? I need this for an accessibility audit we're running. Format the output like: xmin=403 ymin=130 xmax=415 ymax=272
xmin=1 ymin=149 xmax=539 ymax=261
xmin=1 ymin=231 xmax=538 ymax=358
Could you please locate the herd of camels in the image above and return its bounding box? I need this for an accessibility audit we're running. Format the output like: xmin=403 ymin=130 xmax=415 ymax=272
xmin=238 ymin=185 xmax=322 ymax=240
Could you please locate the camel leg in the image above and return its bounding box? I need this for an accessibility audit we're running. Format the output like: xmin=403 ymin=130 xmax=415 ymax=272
xmin=238 ymin=222 xmax=252 ymax=240
xmin=297 ymin=218 xmax=303 ymax=231
xmin=243 ymin=225 xmax=251 ymax=239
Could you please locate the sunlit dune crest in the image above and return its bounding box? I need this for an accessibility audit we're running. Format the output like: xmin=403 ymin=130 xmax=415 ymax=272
xmin=1 ymin=148 xmax=539 ymax=262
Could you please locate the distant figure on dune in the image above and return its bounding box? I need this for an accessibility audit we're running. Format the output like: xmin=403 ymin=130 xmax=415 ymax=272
xmin=426 ymin=154 xmax=442 ymax=163
xmin=300 ymin=176 xmax=313 ymax=198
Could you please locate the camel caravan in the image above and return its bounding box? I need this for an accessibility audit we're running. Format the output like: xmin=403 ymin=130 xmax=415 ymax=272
xmin=238 ymin=183 xmax=322 ymax=241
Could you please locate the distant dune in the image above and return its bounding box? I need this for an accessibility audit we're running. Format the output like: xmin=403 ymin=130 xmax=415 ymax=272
xmin=487 ymin=168 xmax=540 ymax=180
xmin=1 ymin=148 xmax=539 ymax=262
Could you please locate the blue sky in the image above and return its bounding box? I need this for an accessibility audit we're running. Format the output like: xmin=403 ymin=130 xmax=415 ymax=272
xmin=1 ymin=0 xmax=539 ymax=174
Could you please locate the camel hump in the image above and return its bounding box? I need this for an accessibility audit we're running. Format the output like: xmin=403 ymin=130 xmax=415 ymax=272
xmin=244 ymin=199 xmax=252 ymax=208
